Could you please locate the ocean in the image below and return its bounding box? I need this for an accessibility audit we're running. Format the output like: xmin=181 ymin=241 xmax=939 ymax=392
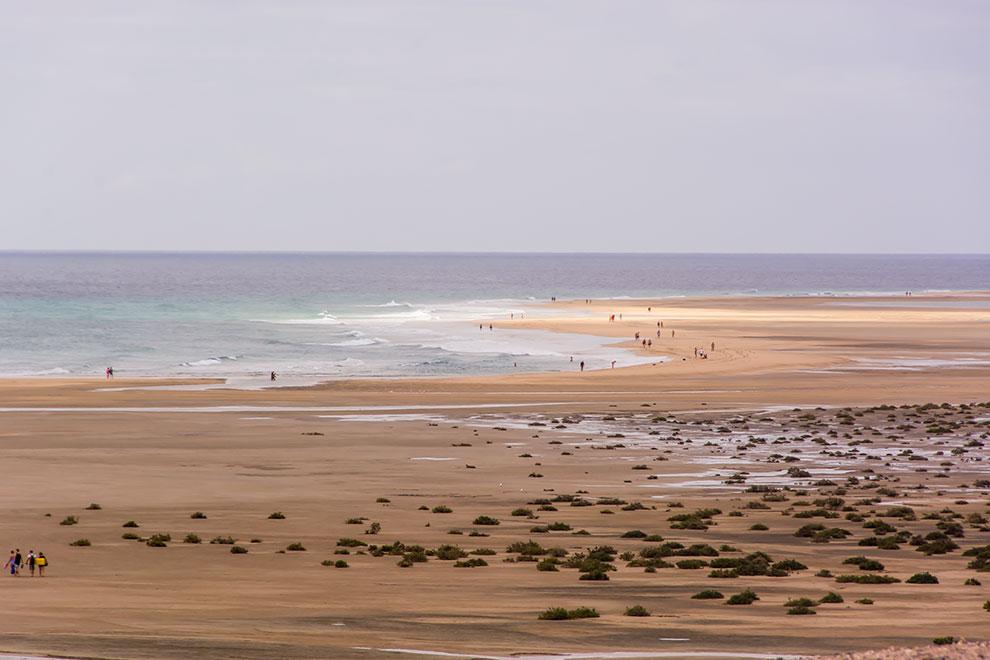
xmin=0 ymin=253 xmax=986 ymax=381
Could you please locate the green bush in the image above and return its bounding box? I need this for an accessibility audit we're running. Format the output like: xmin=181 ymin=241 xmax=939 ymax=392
xmin=70 ymin=538 xmax=91 ymax=547
xmin=184 ymin=533 xmax=201 ymax=544
xmin=624 ymin=605 xmax=650 ymax=617
xmin=787 ymin=605 xmax=816 ymax=615
xmin=121 ymin=533 xmax=140 ymax=540
xmin=454 ymin=558 xmax=488 ymax=568
xmin=210 ymin=536 xmax=235 ymax=545
xmin=434 ymin=544 xmax=467 ymax=560
xmin=337 ymin=537 xmax=367 ymax=547
xmin=906 ymin=572 xmax=939 ymax=584
xmin=726 ymin=589 xmax=759 ymax=605
xmin=122 ymin=520 xmax=139 ymax=528
xmin=432 ymin=505 xmax=453 ymax=513
xmin=145 ymin=533 xmax=171 ymax=547
xmin=691 ymin=590 xmax=724 ymax=599
xmin=538 ymin=606 xmax=599 ymax=620
xmin=473 ymin=515 xmax=500 ymax=526
xmin=268 ymin=512 xmax=286 ymax=519
xmin=60 ymin=516 xmax=78 ymax=526
xmin=85 ymin=503 xmax=102 ymax=510
xmin=286 ymin=542 xmax=306 ymax=552
xmin=190 ymin=511 xmax=207 ymax=519
xmin=835 ymin=574 xmax=900 ymax=584
xmin=230 ymin=545 xmax=248 ymax=554
xmin=819 ymin=592 xmax=844 ymax=604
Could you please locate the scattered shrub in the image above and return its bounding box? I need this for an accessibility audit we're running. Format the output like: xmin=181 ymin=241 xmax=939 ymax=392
xmin=538 ymin=606 xmax=599 ymax=620
xmin=906 ymin=572 xmax=939 ymax=584
xmin=624 ymin=605 xmax=650 ymax=617
xmin=726 ymin=589 xmax=759 ymax=605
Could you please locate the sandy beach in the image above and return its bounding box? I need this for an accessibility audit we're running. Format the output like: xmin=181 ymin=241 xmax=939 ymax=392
xmin=1 ymin=293 xmax=989 ymax=659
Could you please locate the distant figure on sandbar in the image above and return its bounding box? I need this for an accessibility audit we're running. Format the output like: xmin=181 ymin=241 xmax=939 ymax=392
xmin=270 ymin=371 xmax=277 ymax=382
xmin=579 ymin=360 xmax=585 ymax=372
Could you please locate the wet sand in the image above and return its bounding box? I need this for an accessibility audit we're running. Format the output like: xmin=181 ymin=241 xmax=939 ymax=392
xmin=0 ymin=293 xmax=988 ymax=659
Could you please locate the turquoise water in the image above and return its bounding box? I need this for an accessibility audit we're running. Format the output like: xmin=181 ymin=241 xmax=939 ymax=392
xmin=0 ymin=252 xmax=986 ymax=379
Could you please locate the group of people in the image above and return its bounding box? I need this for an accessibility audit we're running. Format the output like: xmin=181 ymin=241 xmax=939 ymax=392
xmin=5 ymin=549 xmax=47 ymax=577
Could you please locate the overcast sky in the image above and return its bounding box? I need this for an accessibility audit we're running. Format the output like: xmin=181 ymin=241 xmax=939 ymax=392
xmin=2 ymin=1 xmax=987 ymax=252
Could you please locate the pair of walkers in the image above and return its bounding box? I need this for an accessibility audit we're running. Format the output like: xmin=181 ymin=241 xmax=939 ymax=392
xmin=5 ymin=549 xmax=48 ymax=577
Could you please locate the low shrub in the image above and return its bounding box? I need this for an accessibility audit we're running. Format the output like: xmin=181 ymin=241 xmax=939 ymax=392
xmin=454 ymin=558 xmax=488 ymax=568
xmin=268 ymin=512 xmax=286 ymax=520
xmin=230 ymin=545 xmax=248 ymax=554
xmin=726 ymin=589 xmax=759 ymax=605
xmin=691 ymin=590 xmax=724 ymax=599
xmin=835 ymin=574 xmax=900 ymax=584
xmin=542 ymin=606 xmax=599 ymax=620
xmin=906 ymin=572 xmax=939 ymax=584
xmin=70 ymin=538 xmax=91 ymax=547
xmin=624 ymin=605 xmax=650 ymax=617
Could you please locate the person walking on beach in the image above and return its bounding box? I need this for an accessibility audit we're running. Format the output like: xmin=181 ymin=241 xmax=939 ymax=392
xmin=14 ymin=549 xmax=22 ymax=575
xmin=647 ymin=339 xmax=652 ymax=349
xmin=4 ymin=551 xmax=15 ymax=576
xmin=611 ymin=360 xmax=616 ymax=368
xmin=36 ymin=552 xmax=47 ymax=577
xmin=579 ymin=360 xmax=585 ymax=372
xmin=711 ymin=341 xmax=715 ymax=352
xmin=270 ymin=371 xmax=277 ymax=382
xmin=26 ymin=550 xmax=36 ymax=577
xmin=671 ymin=330 xmax=675 ymax=338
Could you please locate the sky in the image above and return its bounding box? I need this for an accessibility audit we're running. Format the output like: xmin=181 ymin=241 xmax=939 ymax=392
xmin=2 ymin=1 xmax=988 ymax=253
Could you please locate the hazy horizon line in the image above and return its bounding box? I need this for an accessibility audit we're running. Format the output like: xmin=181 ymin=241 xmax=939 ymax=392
xmin=2 ymin=250 xmax=988 ymax=257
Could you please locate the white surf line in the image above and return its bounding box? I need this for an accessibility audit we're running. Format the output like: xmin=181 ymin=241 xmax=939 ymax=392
xmin=355 ymin=648 xmax=809 ymax=660
xmin=0 ymin=402 xmax=602 ymax=414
